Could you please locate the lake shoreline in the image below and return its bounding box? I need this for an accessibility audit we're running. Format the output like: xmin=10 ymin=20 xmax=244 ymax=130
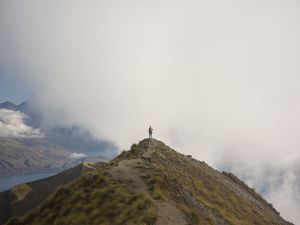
xmin=0 ymin=169 xmax=63 ymax=192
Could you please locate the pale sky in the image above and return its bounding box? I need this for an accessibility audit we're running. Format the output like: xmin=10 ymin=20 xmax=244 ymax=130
xmin=0 ymin=74 xmax=31 ymax=104
xmin=1 ymin=0 xmax=300 ymax=223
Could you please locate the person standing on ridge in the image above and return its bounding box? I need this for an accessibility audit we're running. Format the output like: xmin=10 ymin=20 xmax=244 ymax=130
xmin=148 ymin=126 xmax=153 ymax=138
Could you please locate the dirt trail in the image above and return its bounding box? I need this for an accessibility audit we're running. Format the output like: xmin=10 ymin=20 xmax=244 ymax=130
xmin=109 ymin=139 xmax=188 ymax=225
xmin=109 ymin=158 xmax=147 ymax=193
xmin=108 ymin=139 xmax=159 ymax=192
xmin=142 ymin=138 xmax=159 ymax=159
xmin=155 ymin=203 xmax=187 ymax=225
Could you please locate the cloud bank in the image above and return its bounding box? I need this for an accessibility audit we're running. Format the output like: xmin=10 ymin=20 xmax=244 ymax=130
xmin=69 ymin=153 xmax=87 ymax=159
xmin=0 ymin=109 xmax=43 ymax=138
xmin=1 ymin=0 xmax=300 ymax=223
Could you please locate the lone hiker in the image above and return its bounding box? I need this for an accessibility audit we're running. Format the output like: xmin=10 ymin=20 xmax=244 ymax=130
xmin=148 ymin=126 xmax=153 ymax=138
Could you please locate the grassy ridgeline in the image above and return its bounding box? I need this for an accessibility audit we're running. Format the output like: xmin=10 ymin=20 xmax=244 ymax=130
xmin=5 ymin=139 xmax=293 ymax=225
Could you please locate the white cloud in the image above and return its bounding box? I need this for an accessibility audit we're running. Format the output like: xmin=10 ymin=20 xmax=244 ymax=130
xmin=1 ymin=0 xmax=300 ymax=223
xmin=0 ymin=109 xmax=43 ymax=138
xmin=70 ymin=153 xmax=87 ymax=159
xmin=215 ymin=154 xmax=300 ymax=223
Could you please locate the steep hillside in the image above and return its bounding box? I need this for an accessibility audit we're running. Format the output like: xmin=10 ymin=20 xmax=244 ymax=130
xmin=0 ymin=138 xmax=73 ymax=176
xmin=6 ymin=139 xmax=293 ymax=225
xmin=0 ymin=163 xmax=91 ymax=224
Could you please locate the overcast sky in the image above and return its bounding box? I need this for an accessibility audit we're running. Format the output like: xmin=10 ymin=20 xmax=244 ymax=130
xmin=1 ymin=0 xmax=300 ymax=223
xmin=0 ymin=74 xmax=31 ymax=104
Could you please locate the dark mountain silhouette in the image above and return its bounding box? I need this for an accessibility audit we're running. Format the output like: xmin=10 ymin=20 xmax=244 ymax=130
xmin=0 ymin=101 xmax=30 ymax=114
xmin=4 ymin=139 xmax=293 ymax=225
xmin=0 ymin=163 xmax=90 ymax=225
xmin=0 ymin=102 xmax=19 ymax=111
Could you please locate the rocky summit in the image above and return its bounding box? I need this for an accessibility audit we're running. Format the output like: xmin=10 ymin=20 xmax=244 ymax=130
xmin=6 ymin=138 xmax=293 ymax=225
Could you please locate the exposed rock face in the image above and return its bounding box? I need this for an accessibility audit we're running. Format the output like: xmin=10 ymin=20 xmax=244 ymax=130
xmin=5 ymin=139 xmax=294 ymax=225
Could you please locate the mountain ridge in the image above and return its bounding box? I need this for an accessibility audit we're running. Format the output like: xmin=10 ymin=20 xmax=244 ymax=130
xmin=0 ymin=102 xmax=18 ymax=111
xmin=5 ymin=138 xmax=293 ymax=225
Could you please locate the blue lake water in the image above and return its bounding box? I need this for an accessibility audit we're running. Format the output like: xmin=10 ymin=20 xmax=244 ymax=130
xmin=0 ymin=171 xmax=59 ymax=192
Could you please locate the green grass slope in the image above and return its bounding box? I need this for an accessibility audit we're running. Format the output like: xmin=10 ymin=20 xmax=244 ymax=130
xmin=6 ymin=139 xmax=293 ymax=225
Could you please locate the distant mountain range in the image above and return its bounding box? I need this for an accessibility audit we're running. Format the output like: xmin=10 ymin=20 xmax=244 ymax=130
xmin=0 ymin=102 xmax=24 ymax=111
xmin=0 ymin=101 xmax=118 ymax=176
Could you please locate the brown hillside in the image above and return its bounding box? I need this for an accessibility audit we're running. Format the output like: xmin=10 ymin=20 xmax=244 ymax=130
xmin=6 ymin=139 xmax=293 ymax=225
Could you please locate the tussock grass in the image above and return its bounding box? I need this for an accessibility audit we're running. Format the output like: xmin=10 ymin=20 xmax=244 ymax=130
xmin=115 ymin=144 xmax=144 ymax=161
xmin=10 ymin=184 xmax=32 ymax=202
xmin=7 ymin=171 xmax=156 ymax=225
xmin=145 ymin=175 xmax=167 ymax=201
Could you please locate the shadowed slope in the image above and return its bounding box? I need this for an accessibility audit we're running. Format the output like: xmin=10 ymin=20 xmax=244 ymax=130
xmin=0 ymin=164 xmax=87 ymax=224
